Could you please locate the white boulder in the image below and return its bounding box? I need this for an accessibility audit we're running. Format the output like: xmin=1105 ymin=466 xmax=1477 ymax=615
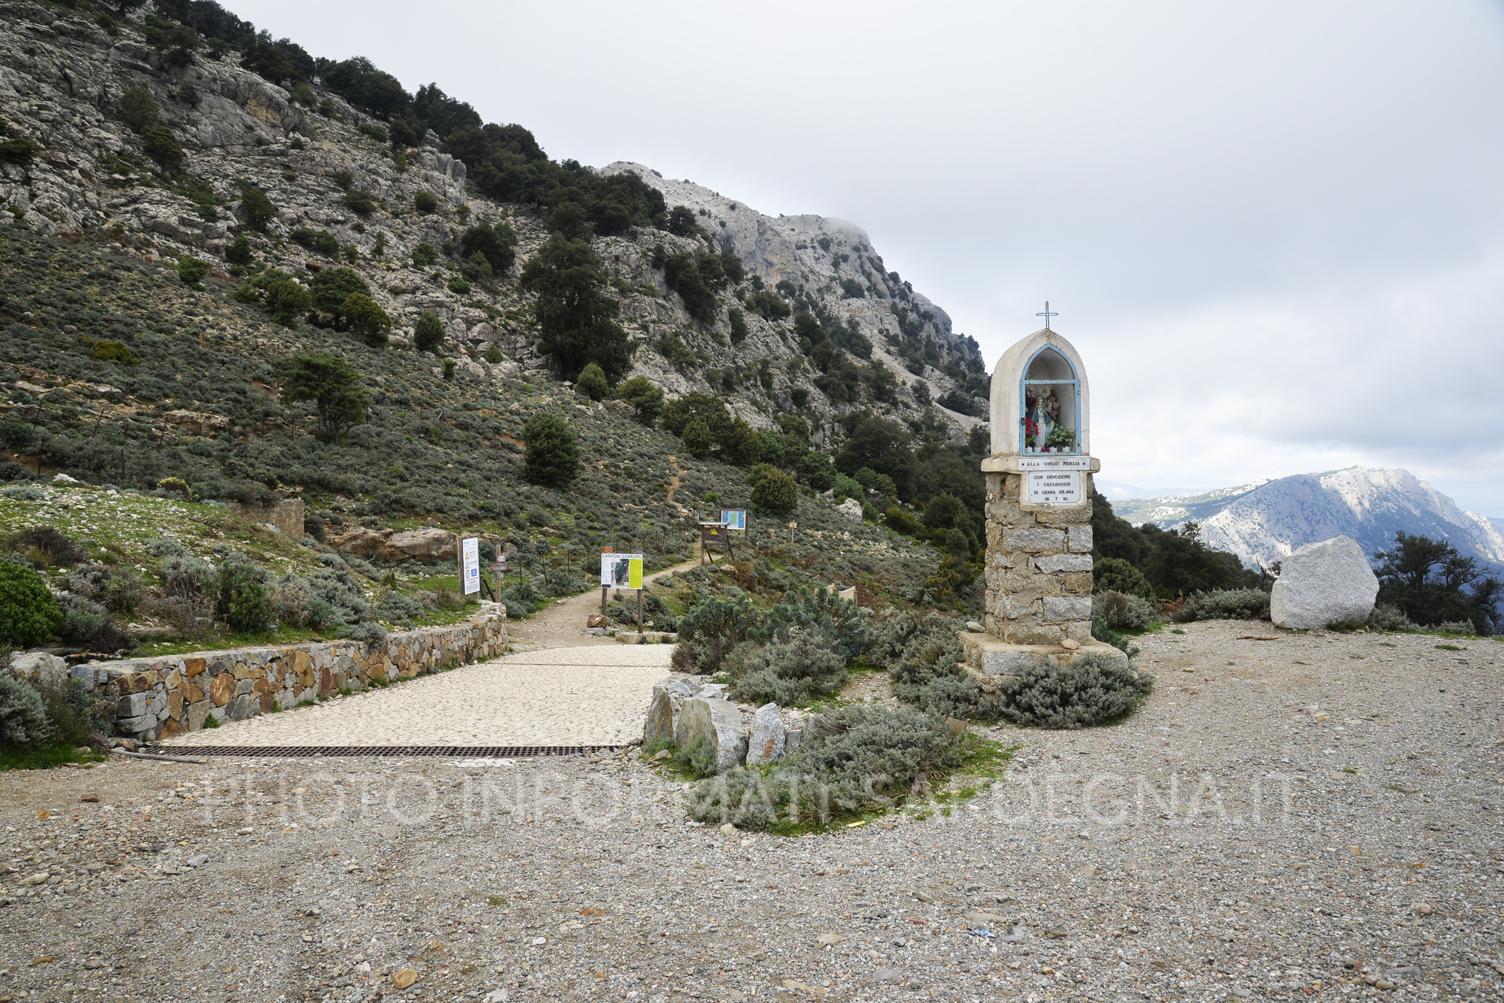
xmin=836 ymin=497 xmax=863 ymax=521
xmin=1270 ymin=535 xmax=1379 ymax=629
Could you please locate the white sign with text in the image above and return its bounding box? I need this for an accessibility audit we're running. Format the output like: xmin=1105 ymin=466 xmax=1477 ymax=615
xmin=1025 ymin=470 xmax=1083 ymax=506
xmin=460 ymin=537 xmax=481 ymax=595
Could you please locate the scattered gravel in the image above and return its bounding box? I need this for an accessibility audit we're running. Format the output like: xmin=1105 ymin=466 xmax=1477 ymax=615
xmin=0 ymin=622 xmax=1499 ymax=1001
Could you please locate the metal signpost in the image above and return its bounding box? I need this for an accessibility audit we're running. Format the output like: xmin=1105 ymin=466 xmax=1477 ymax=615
xmin=600 ymin=551 xmax=646 ymax=630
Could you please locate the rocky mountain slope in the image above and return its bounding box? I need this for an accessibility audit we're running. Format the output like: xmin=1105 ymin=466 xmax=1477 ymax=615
xmin=1114 ymin=466 xmax=1504 ymax=571
xmin=0 ymin=0 xmax=985 ymax=440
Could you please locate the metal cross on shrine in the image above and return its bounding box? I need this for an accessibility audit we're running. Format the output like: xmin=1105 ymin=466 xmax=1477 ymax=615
xmin=1036 ymin=301 xmax=1058 ymax=331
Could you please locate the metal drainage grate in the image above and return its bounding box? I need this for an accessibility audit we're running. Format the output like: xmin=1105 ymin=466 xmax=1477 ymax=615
xmin=143 ymin=745 xmax=628 ymax=759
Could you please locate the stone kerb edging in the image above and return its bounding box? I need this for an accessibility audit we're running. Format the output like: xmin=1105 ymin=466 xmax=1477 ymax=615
xmin=70 ymin=604 xmax=508 ymax=741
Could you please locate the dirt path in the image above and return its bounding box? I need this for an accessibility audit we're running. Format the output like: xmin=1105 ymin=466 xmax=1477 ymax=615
xmin=506 ymin=555 xmax=702 ymax=650
xmin=664 ymin=452 xmax=690 ymax=517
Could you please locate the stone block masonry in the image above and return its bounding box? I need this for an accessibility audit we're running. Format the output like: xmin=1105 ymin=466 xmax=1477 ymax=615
xmin=982 ymin=472 xmax=1096 ymax=646
xmin=72 ymin=606 xmax=508 ymax=742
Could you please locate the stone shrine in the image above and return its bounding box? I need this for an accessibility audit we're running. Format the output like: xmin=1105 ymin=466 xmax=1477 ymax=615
xmin=962 ymin=317 xmax=1130 ymax=676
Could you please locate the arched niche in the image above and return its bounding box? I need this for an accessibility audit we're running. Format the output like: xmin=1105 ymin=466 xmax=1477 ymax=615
xmin=989 ymin=330 xmax=1091 ymax=456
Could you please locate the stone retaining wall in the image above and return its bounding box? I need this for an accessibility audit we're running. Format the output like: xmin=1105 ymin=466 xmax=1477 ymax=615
xmin=73 ymin=605 xmax=508 ymax=741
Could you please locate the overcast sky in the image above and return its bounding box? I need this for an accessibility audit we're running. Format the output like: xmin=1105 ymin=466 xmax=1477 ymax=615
xmin=233 ymin=0 xmax=1504 ymax=514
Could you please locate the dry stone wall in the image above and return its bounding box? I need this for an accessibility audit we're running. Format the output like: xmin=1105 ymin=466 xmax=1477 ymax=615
xmin=72 ymin=606 xmax=508 ymax=742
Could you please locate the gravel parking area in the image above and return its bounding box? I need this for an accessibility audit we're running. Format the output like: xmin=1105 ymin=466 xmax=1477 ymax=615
xmin=159 ymin=645 xmax=675 ymax=748
xmin=1 ymin=623 xmax=1500 ymax=1001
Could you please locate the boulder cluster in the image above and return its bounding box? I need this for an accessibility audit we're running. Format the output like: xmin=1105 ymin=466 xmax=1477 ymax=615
xmin=643 ymin=678 xmax=813 ymax=773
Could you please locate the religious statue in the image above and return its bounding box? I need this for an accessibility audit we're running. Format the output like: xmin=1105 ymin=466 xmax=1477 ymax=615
xmin=1024 ymin=388 xmax=1059 ymax=452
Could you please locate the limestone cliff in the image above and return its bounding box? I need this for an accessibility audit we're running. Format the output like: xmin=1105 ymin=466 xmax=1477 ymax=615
xmin=0 ymin=0 xmax=986 ymax=438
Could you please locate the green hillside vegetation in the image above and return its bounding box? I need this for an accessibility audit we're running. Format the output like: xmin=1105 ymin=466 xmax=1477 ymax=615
xmin=0 ymin=228 xmax=959 ymax=655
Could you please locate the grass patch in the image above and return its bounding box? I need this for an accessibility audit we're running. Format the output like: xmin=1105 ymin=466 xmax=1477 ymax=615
xmin=1435 ymin=643 xmax=1465 ymax=652
xmin=0 ymin=743 xmax=104 ymax=771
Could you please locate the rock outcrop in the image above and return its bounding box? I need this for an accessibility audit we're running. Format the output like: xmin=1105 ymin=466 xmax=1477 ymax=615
xmin=1270 ymin=535 xmax=1380 ymax=629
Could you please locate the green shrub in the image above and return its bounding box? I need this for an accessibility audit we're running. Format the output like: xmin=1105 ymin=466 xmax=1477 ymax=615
xmin=1093 ymin=590 xmax=1158 ymax=631
xmin=224 ymin=235 xmax=253 ymax=266
xmin=290 ymin=227 xmax=340 ymax=256
xmin=459 ymin=221 xmax=517 ymax=275
xmin=5 ymin=526 xmax=86 ymax=567
xmin=726 ymin=626 xmax=848 ymax=706
xmin=1175 ymin=588 xmax=1270 ymax=622
xmin=574 ymin=362 xmax=609 ymax=401
xmin=0 ymin=675 xmax=53 ymax=748
xmin=308 ymin=267 xmax=369 ymax=319
xmin=868 ymin=610 xmax=963 ymax=666
xmin=522 ymin=413 xmax=579 ymax=488
xmin=118 ymin=85 xmax=159 ymax=131
xmin=413 ymin=312 xmax=444 ymax=354
xmin=796 ymin=451 xmax=836 ymax=491
xmin=1367 ymin=604 xmax=1412 ymax=631
xmin=89 ymin=339 xmax=138 ymax=365
xmin=690 ymin=704 xmax=965 ymax=830
xmin=58 ymin=595 xmax=130 ymax=652
xmin=0 ymin=138 xmax=40 ymax=165
xmin=1092 ymin=613 xmax=1134 ymax=656
xmin=37 ymin=677 xmax=107 ymax=747
xmin=238 ymin=183 xmax=277 ymax=231
xmin=994 ymin=655 xmax=1153 ymax=729
xmin=681 ymin=419 xmax=715 ymax=459
xmin=0 ymin=561 xmax=62 ymax=647
xmin=290 ymin=82 xmax=318 ymax=107
xmin=753 ymin=588 xmax=869 ymax=663
xmin=411 ymin=242 xmax=438 ymax=267
xmin=257 ymin=272 xmax=313 ymax=326
xmin=671 ymin=594 xmax=754 ymax=674
xmin=1094 ymin=557 xmax=1154 ymax=599
xmin=343 ymin=189 xmax=376 ymax=216
xmin=889 ymin=629 xmax=1000 ymax=720
xmin=414 ymin=190 xmax=439 ymax=214
xmin=216 ymin=558 xmax=274 ymax=634
xmin=750 ymin=463 xmax=797 ymax=516
xmin=141 ymin=123 xmax=185 ymax=171
xmin=341 ymin=292 xmax=391 ymax=347
xmin=616 ymin=375 xmax=664 ymax=425
xmin=177 ymin=256 xmax=209 ymax=286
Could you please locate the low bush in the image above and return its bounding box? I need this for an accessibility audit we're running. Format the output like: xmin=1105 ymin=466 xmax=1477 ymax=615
xmin=995 ymin=655 xmax=1153 ymax=729
xmin=725 ymin=626 xmax=847 ymax=706
xmin=414 ymin=190 xmax=439 ymax=214
xmin=889 ymin=629 xmax=1001 ymax=720
xmin=216 ymin=558 xmax=274 ymax=634
xmin=341 ymin=292 xmax=391 ymax=347
xmin=413 ymin=312 xmax=444 ymax=353
xmin=343 ymin=189 xmax=376 ymax=216
xmin=867 ymin=610 xmax=962 ymax=666
xmin=89 ymin=339 xmax=138 ymax=365
xmin=574 ymin=362 xmax=609 ymax=401
xmin=58 ymin=595 xmax=131 ymax=652
xmin=689 ymin=704 xmax=966 ymax=831
xmin=750 ymin=463 xmax=797 ymax=515
xmin=671 ymin=593 xmax=754 ymax=674
xmin=1367 ymin=604 xmax=1412 ymax=631
xmin=616 ymin=376 xmax=664 ymax=426
xmin=522 ymin=414 xmax=579 ymax=488
xmin=36 ymin=676 xmax=108 ymax=747
xmin=290 ymin=227 xmax=340 ymax=256
xmin=1093 ymin=590 xmax=1159 ymax=631
xmin=1093 ymin=557 xmax=1154 ymax=599
xmin=0 ymin=561 xmax=62 ymax=648
xmin=0 ymin=675 xmax=52 ymax=748
xmin=1175 ymin=588 xmax=1270 ymax=622
xmin=177 ymin=256 xmax=209 ymax=286
xmin=752 ymin=587 xmax=869 ymax=663
xmin=6 ymin=526 xmax=86 ymax=567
